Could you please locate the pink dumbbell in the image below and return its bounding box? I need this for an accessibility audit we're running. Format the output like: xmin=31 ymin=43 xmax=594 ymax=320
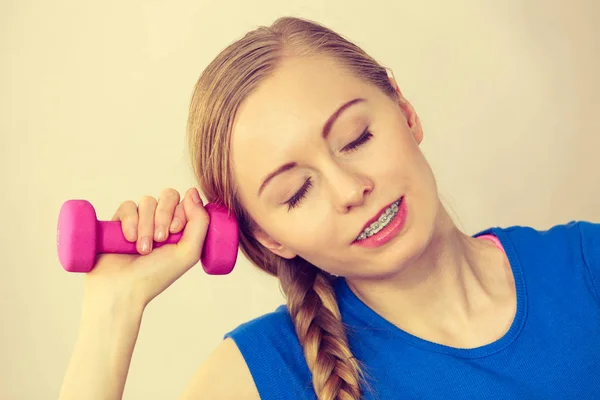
xmin=57 ymin=199 xmax=239 ymax=275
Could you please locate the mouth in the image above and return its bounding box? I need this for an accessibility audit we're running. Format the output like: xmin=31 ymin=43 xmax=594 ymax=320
xmin=354 ymin=196 xmax=404 ymax=242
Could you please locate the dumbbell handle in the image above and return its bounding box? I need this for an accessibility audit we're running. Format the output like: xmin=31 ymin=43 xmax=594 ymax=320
xmin=97 ymin=220 xmax=182 ymax=253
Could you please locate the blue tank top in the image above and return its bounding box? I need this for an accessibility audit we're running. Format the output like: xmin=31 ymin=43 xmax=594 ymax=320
xmin=224 ymin=221 xmax=600 ymax=399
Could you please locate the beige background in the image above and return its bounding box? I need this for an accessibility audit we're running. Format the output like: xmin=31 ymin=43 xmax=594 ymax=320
xmin=1 ymin=0 xmax=599 ymax=398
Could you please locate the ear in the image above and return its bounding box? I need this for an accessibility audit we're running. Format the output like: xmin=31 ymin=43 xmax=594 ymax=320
xmin=252 ymin=225 xmax=298 ymax=260
xmin=387 ymin=69 xmax=424 ymax=145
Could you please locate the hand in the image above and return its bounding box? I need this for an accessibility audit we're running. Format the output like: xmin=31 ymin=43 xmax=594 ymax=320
xmin=82 ymin=187 xmax=209 ymax=310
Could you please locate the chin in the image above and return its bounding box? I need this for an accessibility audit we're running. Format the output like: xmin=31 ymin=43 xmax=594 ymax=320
xmin=354 ymin=200 xmax=437 ymax=280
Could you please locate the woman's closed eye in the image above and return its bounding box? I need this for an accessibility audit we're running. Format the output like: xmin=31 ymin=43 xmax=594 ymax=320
xmin=342 ymin=128 xmax=373 ymax=152
xmin=284 ymin=128 xmax=373 ymax=211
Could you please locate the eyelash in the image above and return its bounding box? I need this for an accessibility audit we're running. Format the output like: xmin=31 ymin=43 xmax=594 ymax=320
xmin=285 ymin=129 xmax=373 ymax=211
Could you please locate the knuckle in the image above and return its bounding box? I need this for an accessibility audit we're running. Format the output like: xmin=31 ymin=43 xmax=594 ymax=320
xmin=116 ymin=202 xmax=138 ymax=239
xmin=155 ymin=208 xmax=172 ymax=225
xmin=138 ymin=211 xmax=153 ymax=225
xmin=137 ymin=198 xmax=156 ymax=234
xmin=138 ymin=223 xmax=154 ymax=237
xmin=125 ymin=214 xmax=139 ymax=227
xmin=118 ymin=200 xmax=135 ymax=212
xmin=139 ymin=195 xmax=157 ymax=208
xmin=169 ymin=205 xmax=186 ymax=232
xmin=115 ymin=201 xmax=137 ymax=222
xmin=174 ymin=204 xmax=186 ymax=218
xmin=159 ymin=188 xmax=180 ymax=203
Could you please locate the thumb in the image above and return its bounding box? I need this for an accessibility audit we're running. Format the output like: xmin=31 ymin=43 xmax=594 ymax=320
xmin=176 ymin=187 xmax=210 ymax=267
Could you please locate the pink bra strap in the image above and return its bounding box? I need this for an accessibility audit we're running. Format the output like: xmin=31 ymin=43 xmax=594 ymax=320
xmin=477 ymin=234 xmax=505 ymax=252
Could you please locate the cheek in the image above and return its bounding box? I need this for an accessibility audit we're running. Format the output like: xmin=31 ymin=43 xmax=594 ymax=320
xmin=296 ymin=223 xmax=331 ymax=248
xmin=280 ymin=217 xmax=337 ymax=254
xmin=375 ymin=118 xmax=423 ymax=168
xmin=365 ymin=132 xmax=410 ymax=178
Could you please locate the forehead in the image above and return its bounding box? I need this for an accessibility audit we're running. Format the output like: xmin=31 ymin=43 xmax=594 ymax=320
xmin=234 ymin=56 xmax=366 ymax=132
xmin=230 ymin=56 xmax=372 ymax=195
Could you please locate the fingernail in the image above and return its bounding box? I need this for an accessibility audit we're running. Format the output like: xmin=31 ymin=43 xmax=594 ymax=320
xmin=141 ymin=237 xmax=151 ymax=253
xmin=192 ymin=188 xmax=201 ymax=204
xmin=155 ymin=227 xmax=165 ymax=241
xmin=170 ymin=218 xmax=180 ymax=232
xmin=128 ymin=228 xmax=137 ymax=241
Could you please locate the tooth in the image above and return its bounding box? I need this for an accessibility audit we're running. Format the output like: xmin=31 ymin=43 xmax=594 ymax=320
xmin=357 ymin=204 xmax=402 ymax=241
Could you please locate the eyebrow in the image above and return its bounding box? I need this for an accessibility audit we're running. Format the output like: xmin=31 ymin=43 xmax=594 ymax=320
xmin=256 ymin=98 xmax=366 ymax=197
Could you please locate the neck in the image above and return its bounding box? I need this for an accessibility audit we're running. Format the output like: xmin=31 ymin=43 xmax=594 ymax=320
xmin=345 ymin=202 xmax=515 ymax=344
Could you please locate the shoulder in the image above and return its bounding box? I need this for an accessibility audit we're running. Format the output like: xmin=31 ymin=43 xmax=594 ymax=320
xmin=224 ymin=305 xmax=310 ymax=368
xmin=576 ymin=220 xmax=600 ymax=255
xmin=574 ymin=220 xmax=600 ymax=299
xmin=501 ymin=219 xmax=599 ymax=243
xmin=225 ymin=304 xmax=295 ymax=336
xmin=179 ymin=337 xmax=260 ymax=400
xmin=223 ymin=305 xmax=314 ymax=399
xmin=180 ymin=306 xmax=302 ymax=400
xmin=495 ymin=219 xmax=588 ymax=250
xmin=497 ymin=219 xmax=600 ymax=299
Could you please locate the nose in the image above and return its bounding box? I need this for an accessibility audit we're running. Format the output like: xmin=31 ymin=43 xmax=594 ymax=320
xmin=328 ymin=166 xmax=373 ymax=213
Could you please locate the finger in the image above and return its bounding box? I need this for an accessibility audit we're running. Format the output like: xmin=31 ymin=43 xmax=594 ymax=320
xmin=137 ymin=196 xmax=158 ymax=254
xmin=154 ymin=188 xmax=180 ymax=242
xmin=169 ymin=203 xmax=187 ymax=234
xmin=111 ymin=201 xmax=138 ymax=242
xmin=173 ymin=188 xmax=210 ymax=269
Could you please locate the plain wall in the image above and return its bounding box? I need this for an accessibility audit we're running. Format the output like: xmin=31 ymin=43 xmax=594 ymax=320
xmin=1 ymin=0 xmax=599 ymax=398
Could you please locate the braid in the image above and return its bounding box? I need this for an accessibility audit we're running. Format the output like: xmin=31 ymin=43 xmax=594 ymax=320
xmin=278 ymin=258 xmax=363 ymax=400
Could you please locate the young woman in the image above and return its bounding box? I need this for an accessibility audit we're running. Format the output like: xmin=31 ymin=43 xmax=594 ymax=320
xmin=59 ymin=16 xmax=600 ymax=400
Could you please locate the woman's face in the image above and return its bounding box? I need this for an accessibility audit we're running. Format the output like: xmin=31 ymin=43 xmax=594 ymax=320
xmin=230 ymin=54 xmax=441 ymax=279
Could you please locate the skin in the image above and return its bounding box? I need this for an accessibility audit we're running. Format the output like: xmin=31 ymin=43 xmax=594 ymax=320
xmin=231 ymin=54 xmax=517 ymax=348
xmin=58 ymin=53 xmax=518 ymax=400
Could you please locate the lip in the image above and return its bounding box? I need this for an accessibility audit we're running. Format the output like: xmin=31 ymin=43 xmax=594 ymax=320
xmin=352 ymin=196 xmax=407 ymax=247
xmin=355 ymin=196 xmax=404 ymax=240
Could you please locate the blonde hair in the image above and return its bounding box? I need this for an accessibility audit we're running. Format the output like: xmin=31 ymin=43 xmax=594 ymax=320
xmin=187 ymin=16 xmax=398 ymax=400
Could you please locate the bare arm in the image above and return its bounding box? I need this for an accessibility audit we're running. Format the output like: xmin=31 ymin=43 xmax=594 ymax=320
xmin=58 ymin=300 xmax=143 ymax=400
xmin=179 ymin=338 xmax=260 ymax=400
xmin=58 ymin=188 xmax=259 ymax=399
xmin=59 ymin=301 xmax=260 ymax=400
